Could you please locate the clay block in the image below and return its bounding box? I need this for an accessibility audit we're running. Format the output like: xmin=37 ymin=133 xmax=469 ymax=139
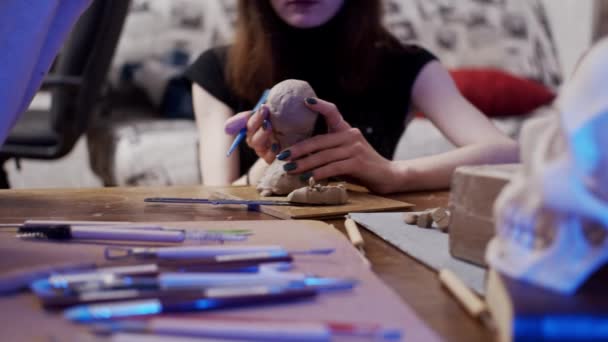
xmin=416 ymin=212 xmax=433 ymax=228
xmin=449 ymin=164 xmax=520 ymax=266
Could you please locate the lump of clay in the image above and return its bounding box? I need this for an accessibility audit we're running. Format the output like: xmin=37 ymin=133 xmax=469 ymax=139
xmin=430 ymin=207 xmax=451 ymax=233
xmin=257 ymin=79 xmax=319 ymax=196
xmin=287 ymin=178 xmax=348 ymax=205
xmin=403 ymin=212 xmax=418 ymax=225
xmin=416 ymin=212 xmax=433 ymax=228
xmin=257 ymin=160 xmax=308 ymax=197
xmin=403 ymin=207 xmax=451 ymax=233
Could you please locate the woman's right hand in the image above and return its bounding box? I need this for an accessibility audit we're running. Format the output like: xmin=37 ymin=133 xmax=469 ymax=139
xmin=224 ymin=105 xmax=278 ymax=164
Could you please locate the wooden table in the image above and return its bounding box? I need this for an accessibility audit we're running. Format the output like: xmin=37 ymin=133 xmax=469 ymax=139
xmin=0 ymin=186 xmax=493 ymax=341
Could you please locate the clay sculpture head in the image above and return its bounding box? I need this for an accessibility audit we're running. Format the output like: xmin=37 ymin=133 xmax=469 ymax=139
xmin=266 ymin=79 xmax=319 ymax=149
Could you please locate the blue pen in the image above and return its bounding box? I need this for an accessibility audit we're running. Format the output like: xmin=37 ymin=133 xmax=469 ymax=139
xmin=64 ymin=285 xmax=317 ymax=322
xmin=226 ymin=89 xmax=270 ymax=156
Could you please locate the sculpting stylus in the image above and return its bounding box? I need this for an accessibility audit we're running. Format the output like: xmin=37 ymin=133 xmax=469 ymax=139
xmin=143 ymin=197 xmax=322 ymax=207
xmin=226 ymin=89 xmax=270 ymax=156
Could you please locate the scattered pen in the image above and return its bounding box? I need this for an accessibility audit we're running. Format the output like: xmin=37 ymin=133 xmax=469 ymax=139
xmin=45 ymin=253 xmax=296 ymax=290
xmin=144 ymin=272 xmax=348 ymax=290
xmin=0 ymin=262 xmax=96 ymax=295
xmin=64 ymin=285 xmax=317 ymax=322
xmin=17 ymin=224 xmax=248 ymax=243
xmin=90 ymin=317 xmax=401 ymax=341
xmin=104 ymin=245 xmax=334 ymax=261
xmin=0 ymin=220 xmax=131 ymax=229
xmin=36 ymin=275 xmax=355 ymax=307
xmin=226 ymin=89 xmax=270 ymax=157
xmin=92 ymin=318 xmax=332 ymax=342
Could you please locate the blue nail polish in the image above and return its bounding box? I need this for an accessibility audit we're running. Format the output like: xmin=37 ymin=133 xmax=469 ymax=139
xmin=283 ymin=162 xmax=297 ymax=172
xmin=262 ymin=120 xmax=270 ymax=130
xmin=277 ymin=150 xmax=291 ymax=161
xmin=305 ymin=97 xmax=317 ymax=105
xmin=299 ymin=172 xmax=313 ymax=182
xmin=271 ymin=143 xmax=279 ymax=153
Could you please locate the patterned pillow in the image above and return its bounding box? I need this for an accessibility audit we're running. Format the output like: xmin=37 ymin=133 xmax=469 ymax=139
xmin=110 ymin=0 xmax=562 ymax=95
xmin=109 ymin=0 xmax=236 ymax=86
xmin=383 ymin=0 xmax=562 ymax=88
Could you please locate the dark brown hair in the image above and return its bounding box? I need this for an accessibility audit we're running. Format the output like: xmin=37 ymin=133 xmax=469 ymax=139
xmin=227 ymin=0 xmax=401 ymax=103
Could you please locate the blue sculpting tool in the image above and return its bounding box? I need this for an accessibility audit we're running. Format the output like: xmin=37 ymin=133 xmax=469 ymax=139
xmin=226 ymin=89 xmax=270 ymax=157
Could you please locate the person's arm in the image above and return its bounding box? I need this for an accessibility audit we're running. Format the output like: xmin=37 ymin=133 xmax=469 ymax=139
xmin=275 ymin=62 xmax=518 ymax=194
xmin=397 ymin=61 xmax=519 ymax=190
xmin=192 ymin=84 xmax=240 ymax=185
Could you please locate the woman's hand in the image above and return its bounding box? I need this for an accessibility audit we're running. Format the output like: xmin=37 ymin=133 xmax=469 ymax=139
xmin=277 ymin=98 xmax=402 ymax=194
xmin=224 ymin=105 xmax=278 ymax=164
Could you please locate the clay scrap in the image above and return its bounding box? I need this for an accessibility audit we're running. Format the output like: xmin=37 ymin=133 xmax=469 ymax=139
xmin=257 ymin=159 xmax=309 ymax=197
xmin=403 ymin=207 xmax=451 ymax=233
xmin=287 ymin=178 xmax=348 ymax=205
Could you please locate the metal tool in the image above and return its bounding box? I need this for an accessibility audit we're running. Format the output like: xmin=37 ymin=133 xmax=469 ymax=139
xmin=144 ymin=197 xmax=321 ymax=207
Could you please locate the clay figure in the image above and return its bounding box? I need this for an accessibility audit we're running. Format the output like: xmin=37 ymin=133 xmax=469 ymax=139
xmin=256 ymin=79 xmax=318 ymax=196
xmin=287 ymin=177 xmax=348 ymax=205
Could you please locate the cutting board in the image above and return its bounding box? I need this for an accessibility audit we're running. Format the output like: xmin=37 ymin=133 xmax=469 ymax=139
xmin=214 ymin=185 xmax=414 ymax=219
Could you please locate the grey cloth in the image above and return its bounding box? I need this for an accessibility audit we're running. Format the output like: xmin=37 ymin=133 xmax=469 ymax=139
xmin=349 ymin=212 xmax=486 ymax=294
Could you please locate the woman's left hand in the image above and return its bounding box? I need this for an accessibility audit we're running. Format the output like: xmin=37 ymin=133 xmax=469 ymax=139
xmin=277 ymin=98 xmax=401 ymax=194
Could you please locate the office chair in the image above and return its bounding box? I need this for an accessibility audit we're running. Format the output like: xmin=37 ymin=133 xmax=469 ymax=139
xmin=0 ymin=0 xmax=131 ymax=188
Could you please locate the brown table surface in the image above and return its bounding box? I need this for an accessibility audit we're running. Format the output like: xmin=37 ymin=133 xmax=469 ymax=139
xmin=0 ymin=185 xmax=493 ymax=342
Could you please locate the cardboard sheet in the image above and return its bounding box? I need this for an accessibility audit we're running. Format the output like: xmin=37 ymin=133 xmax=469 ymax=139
xmin=349 ymin=212 xmax=486 ymax=294
xmin=214 ymin=186 xmax=414 ymax=219
xmin=0 ymin=220 xmax=439 ymax=342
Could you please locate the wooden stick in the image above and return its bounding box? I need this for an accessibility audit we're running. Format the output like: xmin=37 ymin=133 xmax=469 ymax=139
xmin=344 ymin=218 xmax=364 ymax=251
xmin=343 ymin=218 xmax=370 ymax=267
xmin=438 ymin=269 xmax=494 ymax=329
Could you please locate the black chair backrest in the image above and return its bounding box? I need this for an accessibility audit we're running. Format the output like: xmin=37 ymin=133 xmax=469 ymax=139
xmin=1 ymin=0 xmax=130 ymax=159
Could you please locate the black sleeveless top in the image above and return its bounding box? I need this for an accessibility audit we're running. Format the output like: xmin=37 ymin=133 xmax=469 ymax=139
xmin=185 ymin=44 xmax=436 ymax=176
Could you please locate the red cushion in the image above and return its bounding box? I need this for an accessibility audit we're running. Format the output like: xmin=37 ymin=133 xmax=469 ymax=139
xmin=417 ymin=68 xmax=556 ymax=118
